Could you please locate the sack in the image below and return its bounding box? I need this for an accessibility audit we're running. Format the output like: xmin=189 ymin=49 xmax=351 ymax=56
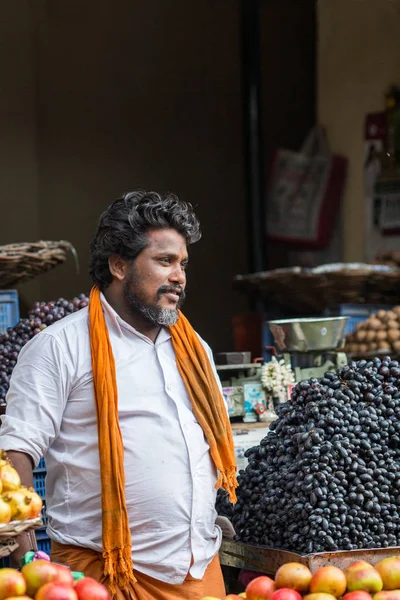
xmin=266 ymin=126 xmax=348 ymax=248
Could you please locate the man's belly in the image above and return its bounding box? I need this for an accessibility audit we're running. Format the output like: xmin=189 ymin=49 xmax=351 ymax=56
xmin=45 ymin=416 xmax=220 ymax=580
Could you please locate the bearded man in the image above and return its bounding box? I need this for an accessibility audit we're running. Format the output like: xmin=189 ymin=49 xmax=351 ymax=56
xmin=0 ymin=191 xmax=237 ymax=600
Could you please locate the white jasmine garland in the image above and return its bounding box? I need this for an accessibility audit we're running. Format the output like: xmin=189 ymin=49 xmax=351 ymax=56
xmin=260 ymin=356 xmax=294 ymax=402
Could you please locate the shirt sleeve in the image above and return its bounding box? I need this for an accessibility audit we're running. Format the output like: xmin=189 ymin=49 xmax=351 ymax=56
xmin=0 ymin=332 xmax=72 ymax=468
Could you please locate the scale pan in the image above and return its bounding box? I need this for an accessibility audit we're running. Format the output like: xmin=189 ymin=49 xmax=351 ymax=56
xmin=268 ymin=317 xmax=349 ymax=353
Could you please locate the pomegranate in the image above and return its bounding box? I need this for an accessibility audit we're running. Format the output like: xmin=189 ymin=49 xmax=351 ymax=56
xmin=275 ymin=563 xmax=312 ymax=593
xmin=271 ymin=590 xmax=303 ymax=600
xmin=36 ymin=582 xmax=78 ymax=600
xmin=344 ymin=561 xmax=382 ymax=594
xmin=310 ymin=566 xmax=347 ymax=597
xmin=375 ymin=557 xmax=400 ymax=590
xmin=74 ymin=577 xmax=110 ymax=600
xmin=342 ymin=593 xmax=373 ymax=600
xmin=0 ymin=497 xmax=12 ymax=523
xmin=246 ymin=576 xmax=276 ymax=600
xmin=21 ymin=559 xmax=59 ymax=597
xmin=24 ymin=488 xmax=43 ymax=519
xmin=3 ymin=489 xmax=32 ymax=520
xmin=53 ymin=564 xmax=74 ymax=586
xmin=0 ymin=463 xmax=21 ymax=491
xmin=0 ymin=568 xmax=26 ymax=599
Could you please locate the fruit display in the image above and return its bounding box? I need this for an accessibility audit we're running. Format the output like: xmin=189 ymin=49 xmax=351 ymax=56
xmin=0 ymin=452 xmax=42 ymax=524
xmin=0 ymin=559 xmax=109 ymax=599
xmin=201 ymin=557 xmax=400 ymax=600
xmin=230 ymin=356 xmax=400 ymax=553
xmin=344 ymin=307 xmax=400 ymax=356
xmin=0 ymin=294 xmax=89 ymax=403
xmin=374 ymin=251 xmax=400 ymax=269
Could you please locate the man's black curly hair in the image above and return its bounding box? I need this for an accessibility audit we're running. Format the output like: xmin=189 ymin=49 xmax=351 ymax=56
xmin=89 ymin=190 xmax=201 ymax=290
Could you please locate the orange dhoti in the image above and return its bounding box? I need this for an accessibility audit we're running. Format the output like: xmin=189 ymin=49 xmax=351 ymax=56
xmin=51 ymin=541 xmax=226 ymax=600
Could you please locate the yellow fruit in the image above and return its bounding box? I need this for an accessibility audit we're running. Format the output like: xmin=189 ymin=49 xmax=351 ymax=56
xmin=24 ymin=488 xmax=43 ymax=519
xmin=2 ymin=489 xmax=32 ymax=520
xmin=0 ymin=497 xmax=12 ymax=523
xmin=0 ymin=464 xmax=20 ymax=492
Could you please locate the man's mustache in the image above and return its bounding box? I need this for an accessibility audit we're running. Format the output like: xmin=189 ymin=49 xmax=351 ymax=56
xmin=157 ymin=286 xmax=186 ymax=301
xmin=158 ymin=285 xmax=185 ymax=296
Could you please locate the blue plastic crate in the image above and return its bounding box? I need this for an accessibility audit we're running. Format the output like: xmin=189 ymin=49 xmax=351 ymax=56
xmin=35 ymin=458 xmax=46 ymax=473
xmin=0 ymin=290 xmax=19 ymax=334
xmin=34 ymin=470 xmax=46 ymax=499
xmin=36 ymin=530 xmax=51 ymax=555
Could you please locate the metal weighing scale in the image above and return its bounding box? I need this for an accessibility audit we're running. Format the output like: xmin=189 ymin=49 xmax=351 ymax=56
xmin=268 ymin=317 xmax=349 ymax=382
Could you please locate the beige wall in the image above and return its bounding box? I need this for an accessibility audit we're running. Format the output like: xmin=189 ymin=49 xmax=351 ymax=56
xmin=318 ymin=0 xmax=400 ymax=262
xmin=0 ymin=0 xmax=248 ymax=351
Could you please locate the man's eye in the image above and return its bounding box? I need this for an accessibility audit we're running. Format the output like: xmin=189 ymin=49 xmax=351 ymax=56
xmin=160 ymin=258 xmax=171 ymax=264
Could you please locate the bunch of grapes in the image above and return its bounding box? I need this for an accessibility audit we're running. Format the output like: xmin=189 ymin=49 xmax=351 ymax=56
xmin=0 ymin=294 xmax=89 ymax=403
xmin=230 ymin=357 xmax=400 ymax=553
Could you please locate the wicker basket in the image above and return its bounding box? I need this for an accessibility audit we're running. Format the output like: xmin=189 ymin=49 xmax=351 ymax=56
xmin=0 ymin=539 xmax=19 ymax=559
xmin=0 ymin=517 xmax=42 ymax=559
xmin=234 ymin=264 xmax=400 ymax=314
xmin=0 ymin=516 xmax=43 ymax=540
xmin=0 ymin=241 xmax=78 ymax=289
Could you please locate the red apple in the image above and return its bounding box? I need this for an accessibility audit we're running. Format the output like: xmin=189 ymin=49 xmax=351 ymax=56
xmin=271 ymin=589 xmax=302 ymax=600
xmin=74 ymin=577 xmax=110 ymax=600
xmin=36 ymin=582 xmax=78 ymax=600
xmin=246 ymin=576 xmax=276 ymax=600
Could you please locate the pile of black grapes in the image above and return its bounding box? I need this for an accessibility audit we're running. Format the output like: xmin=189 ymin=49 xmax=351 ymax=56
xmin=230 ymin=357 xmax=400 ymax=554
xmin=0 ymin=294 xmax=89 ymax=403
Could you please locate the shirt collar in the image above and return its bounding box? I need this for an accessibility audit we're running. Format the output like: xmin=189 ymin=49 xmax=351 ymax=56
xmin=100 ymin=293 xmax=172 ymax=345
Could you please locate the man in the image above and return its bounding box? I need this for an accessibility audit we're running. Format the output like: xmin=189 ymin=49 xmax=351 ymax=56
xmin=0 ymin=191 xmax=237 ymax=600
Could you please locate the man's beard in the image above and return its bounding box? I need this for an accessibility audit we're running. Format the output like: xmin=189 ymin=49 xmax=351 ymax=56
xmin=123 ymin=278 xmax=186 ymax=327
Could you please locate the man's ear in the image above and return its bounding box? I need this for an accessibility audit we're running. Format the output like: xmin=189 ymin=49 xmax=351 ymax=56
xmin=108 ymin=255 xmax=129 ymax=282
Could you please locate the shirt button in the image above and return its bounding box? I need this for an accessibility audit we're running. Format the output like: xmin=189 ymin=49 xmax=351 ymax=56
xmin=166 ymin=384 xmax=171 ymax=391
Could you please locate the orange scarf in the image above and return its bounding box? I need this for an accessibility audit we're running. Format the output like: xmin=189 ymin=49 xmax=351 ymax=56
xmin=88 ymin=286 xmax=237 ymax=597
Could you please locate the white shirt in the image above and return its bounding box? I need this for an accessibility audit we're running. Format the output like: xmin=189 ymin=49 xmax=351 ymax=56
xmin=0 ymin=295 xmax=225 ymax=584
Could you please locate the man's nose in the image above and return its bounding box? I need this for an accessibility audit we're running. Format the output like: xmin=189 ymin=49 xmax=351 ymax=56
xmin=169 ymin=265 xmax=186 ymax=285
